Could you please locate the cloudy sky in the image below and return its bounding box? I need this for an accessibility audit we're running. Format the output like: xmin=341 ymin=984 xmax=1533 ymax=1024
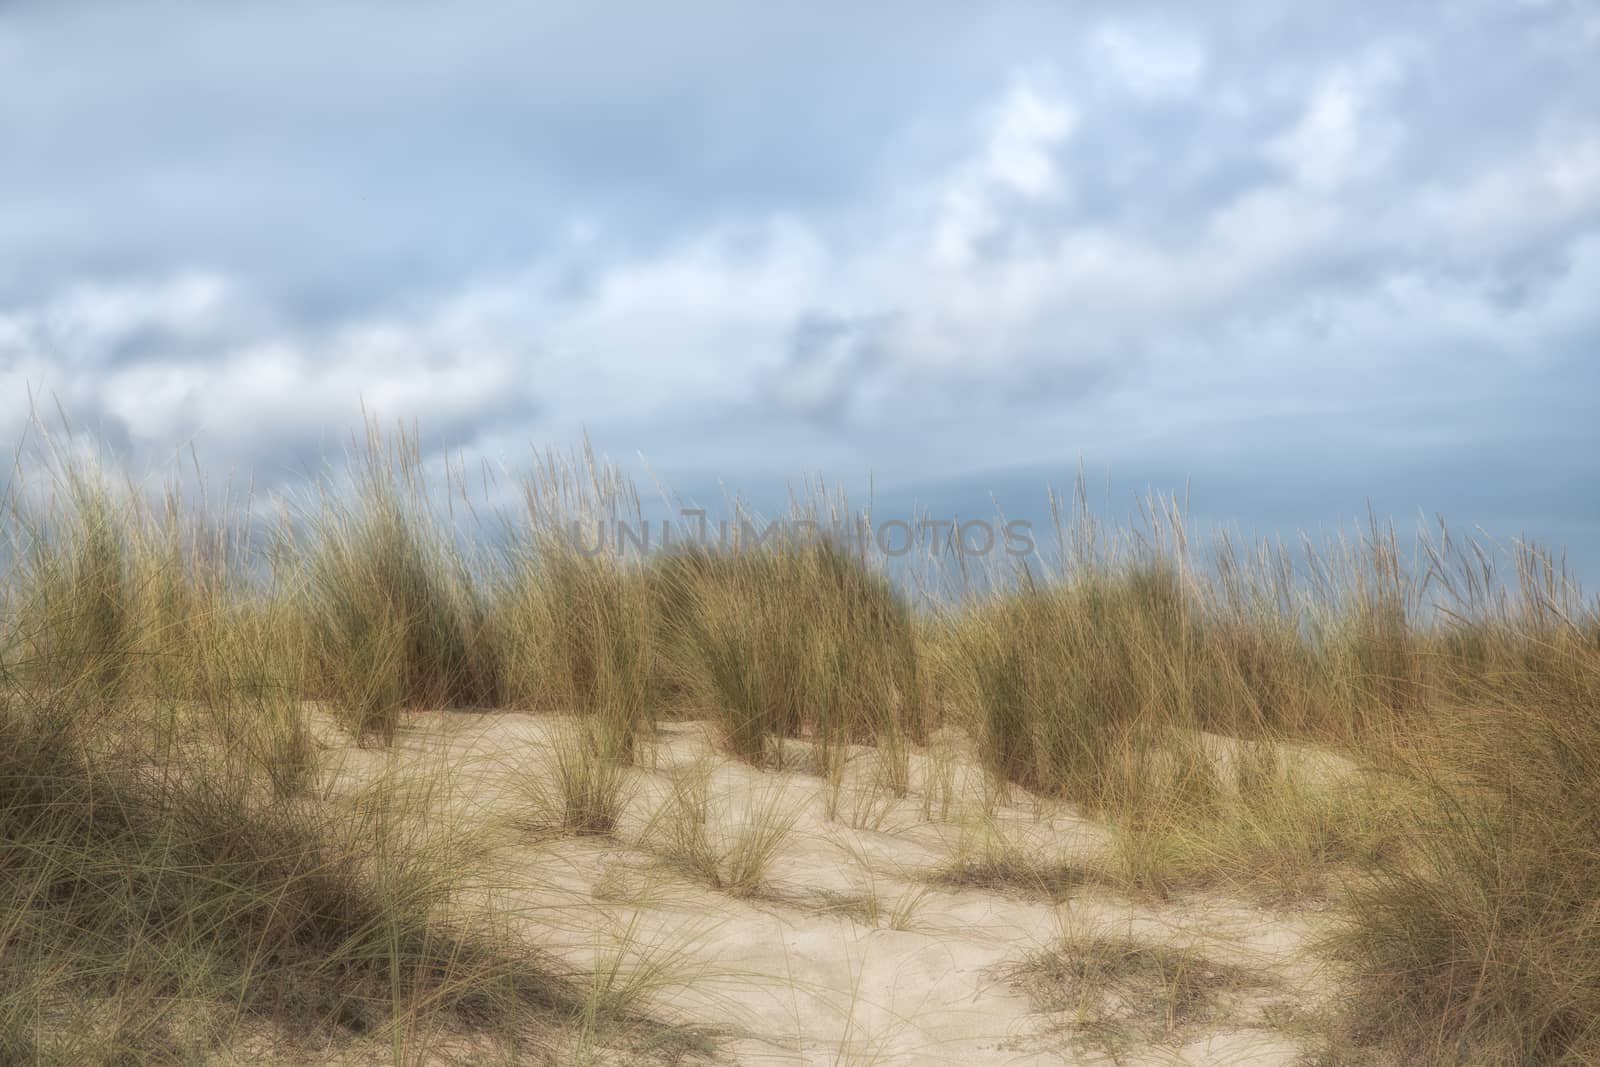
xmin=3 ymin=2 xmax=1597 ymax=575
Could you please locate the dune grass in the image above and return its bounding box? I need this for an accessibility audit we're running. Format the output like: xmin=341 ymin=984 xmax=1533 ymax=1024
xmin=492 ymin=443 xmax=658 ymax=760
xmin=1330 ymin=594 xmax=1600 ymax=1063
xmin=649 ymin=534 xmax=924 ymax=781
xmin=1101 ymin=738 xmax=1405 ymax=903
xmin=4 ymin=414 xmax=1599 ymax=1063
xmin=299 ymin=423 xmax=500 ymax=743
xmin=525 ymin=718 xmax=637 ymax=837
xmin=645 ymin=760 xmax=799 ymax=898
xmin=0 ymin=425 xmax=691 ymax=1063
xmin=0 ymin=696 xmax=589 ymax=1059
xmin=1001 ymin=926 xmax=1275 ymax=1056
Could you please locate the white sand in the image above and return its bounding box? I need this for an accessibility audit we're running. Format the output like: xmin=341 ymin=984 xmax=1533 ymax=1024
xmin=314 ymin=711 xmax=1345 ymax=1065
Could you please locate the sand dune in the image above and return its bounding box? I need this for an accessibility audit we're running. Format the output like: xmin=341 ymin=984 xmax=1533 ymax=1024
xmin=307 ymin=710 xmax=1347 ymax=1065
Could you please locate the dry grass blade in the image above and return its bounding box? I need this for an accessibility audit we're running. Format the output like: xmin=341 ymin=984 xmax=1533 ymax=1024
xmin=647 ymin=761 xmax=800 ymax=897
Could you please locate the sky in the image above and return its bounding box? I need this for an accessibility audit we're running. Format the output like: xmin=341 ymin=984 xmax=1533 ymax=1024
xmin=3 ymin=1 xmax=1598 ymax=580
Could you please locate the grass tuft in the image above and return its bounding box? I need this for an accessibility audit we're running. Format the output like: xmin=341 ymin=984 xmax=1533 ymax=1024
xmin=1001 ymin=931 xmax=1273 ymax=1053
xmin=648 ymin=762 xmax=799 ymax=897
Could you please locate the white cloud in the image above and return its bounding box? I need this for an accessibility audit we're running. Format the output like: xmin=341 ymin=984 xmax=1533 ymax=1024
xmin=0 ymin=278 xmax=536 ymax=469
xmin=1089 ymin=20 xmax=1206 ymax=99
xmin=2 ymin=2 xmax=1597 ymax=532
xmin=6 ymin=55 xmax=1596 ymax=476
xmin=931 ymin=81 xmax=1076 ymax=267
xmin=1426 ymin=125 xmax=1600 ymax=255
xmin=1265 ymin=46 xmax=1411 ymax=191
xmin=983 ymin=84 xmax=1077 ymax=195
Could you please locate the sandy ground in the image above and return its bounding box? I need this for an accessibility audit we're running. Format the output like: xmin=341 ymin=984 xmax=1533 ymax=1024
xmin=315 ymin=711 xmax=1346 ymax=1065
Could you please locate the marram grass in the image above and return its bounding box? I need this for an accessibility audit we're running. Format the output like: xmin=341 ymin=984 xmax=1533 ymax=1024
xmin=2 ymin=416 xmax=1598 ymax=1064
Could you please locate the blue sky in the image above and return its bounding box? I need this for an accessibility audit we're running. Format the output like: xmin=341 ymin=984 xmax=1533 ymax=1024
xmin=3 ymin=2 xmax=1597 ymax=578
